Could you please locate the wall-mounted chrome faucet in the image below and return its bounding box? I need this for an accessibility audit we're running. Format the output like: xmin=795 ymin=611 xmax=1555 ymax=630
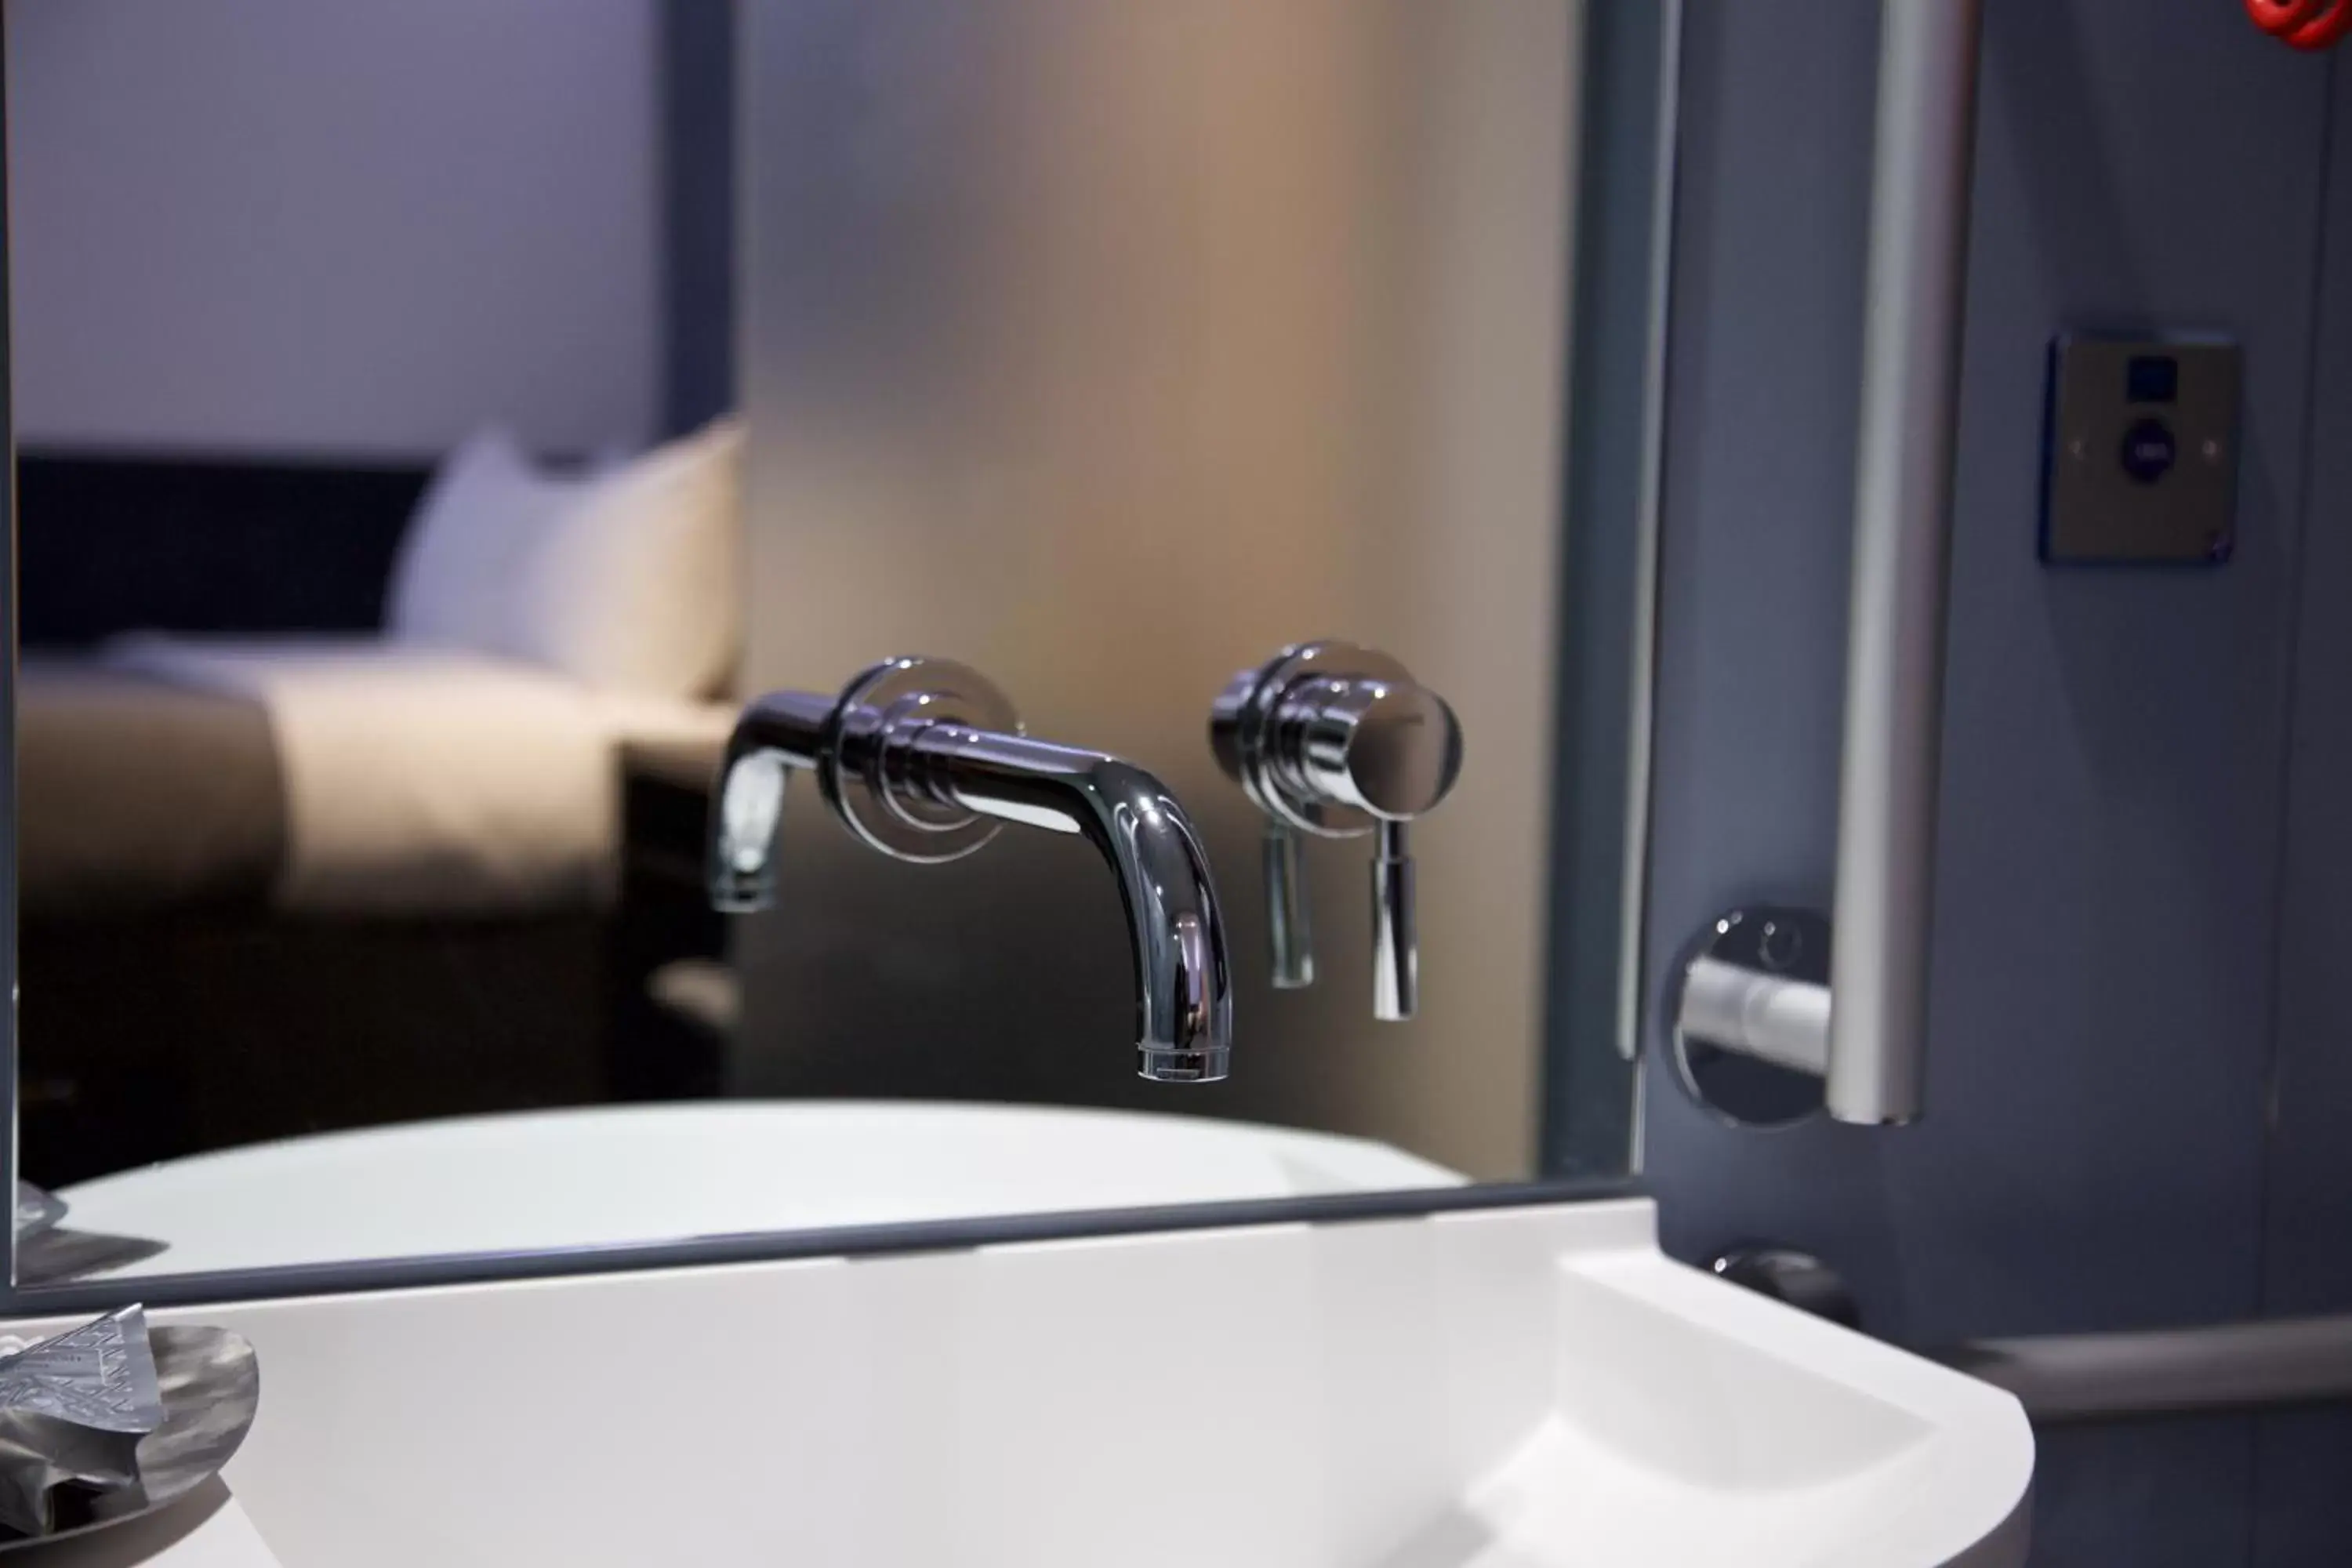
xmin=1210 ymin=641 xmax=1462 ymax=1020
xmin=710 ymin=656 xmax=1235 ymax=1083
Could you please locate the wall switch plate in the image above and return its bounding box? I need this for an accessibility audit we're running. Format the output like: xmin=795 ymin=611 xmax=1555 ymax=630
xmin=2040 ymin=332 xmax=2241 ymax=564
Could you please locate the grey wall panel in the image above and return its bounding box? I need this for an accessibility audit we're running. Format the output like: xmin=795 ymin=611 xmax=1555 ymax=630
xmin=1641 ymin=1 xmax=2332 ymax=1559
xmin=2031 ymin=1419 xmax=2257 ymax=1568
xmin=2252 ymin=1410 xmax=2352 ymax=1566
xmin=5 ymin=0 xmax=660 ymax=457
xmin=2255 ymin=46 xmax=2352 ymax=1568
xmin=1889 ymin=0 xmax=2314 ymax=1345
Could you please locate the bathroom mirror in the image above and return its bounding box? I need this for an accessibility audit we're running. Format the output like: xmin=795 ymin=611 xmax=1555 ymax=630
xmin=2 ymin=0 xmax=1668 ymax=1301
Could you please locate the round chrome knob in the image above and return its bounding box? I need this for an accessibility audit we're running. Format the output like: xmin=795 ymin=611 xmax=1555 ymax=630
xmin=1277 ymin=677 xmax=1462 ymax=822
xmin=825 ymin=656 xmax=1022 ymax=863
xmin=1215 ymin=651 xmax=1464 ymax=831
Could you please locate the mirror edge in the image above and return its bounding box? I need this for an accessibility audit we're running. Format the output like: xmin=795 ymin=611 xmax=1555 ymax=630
xmin=1541 ymin=0 xmax=1685 ymax=1179
xmin=4 ymin=4 xmax=22 ymax=1301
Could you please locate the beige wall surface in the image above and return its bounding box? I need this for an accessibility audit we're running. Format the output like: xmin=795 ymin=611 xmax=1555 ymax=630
xmin=736 ymin=0 xmax=1579 ymax=1180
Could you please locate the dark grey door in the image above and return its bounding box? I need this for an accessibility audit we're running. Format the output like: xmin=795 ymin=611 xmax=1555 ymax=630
xmin=1632 ymin=3 xmax=2352 ymax=1563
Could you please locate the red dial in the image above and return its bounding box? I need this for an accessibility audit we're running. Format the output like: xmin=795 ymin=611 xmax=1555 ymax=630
xmin=2248 ymin=0 xmax=2352 ymax=48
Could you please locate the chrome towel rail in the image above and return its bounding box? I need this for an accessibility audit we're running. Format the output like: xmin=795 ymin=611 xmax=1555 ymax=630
xmin=1941 ymin=1313 xmax=2352 ymax=1425
xmin=1718 ymin=1250 xmax=2352 ymax=1426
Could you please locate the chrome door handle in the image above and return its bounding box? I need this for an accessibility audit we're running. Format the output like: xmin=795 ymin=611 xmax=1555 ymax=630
xmin=1674 ymin=1 xmax=1984 ymax=1129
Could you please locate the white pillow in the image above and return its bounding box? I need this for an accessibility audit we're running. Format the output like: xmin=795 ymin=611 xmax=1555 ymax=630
xmin=500 ymin=417 xmax=744 ymax=699
xmin=386 ymin=428 xmax=583 ymax=653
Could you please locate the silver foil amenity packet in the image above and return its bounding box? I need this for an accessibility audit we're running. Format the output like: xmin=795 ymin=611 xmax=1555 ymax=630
xmin=0 ymin=1306 xmax=165 ymax=1537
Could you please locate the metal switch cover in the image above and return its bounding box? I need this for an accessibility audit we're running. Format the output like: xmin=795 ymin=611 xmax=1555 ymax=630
xmin=2041 ymin=333 xmax=2241 ymax=564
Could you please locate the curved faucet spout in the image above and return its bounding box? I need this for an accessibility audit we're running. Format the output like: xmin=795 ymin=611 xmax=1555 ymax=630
xmin=707 ymin=660 xmax=1235 ymax=1083
xmin=708 ymin=688 xmax=833 ymax=913
xmin=903 ymin=727 xmax=1233 ymax=1082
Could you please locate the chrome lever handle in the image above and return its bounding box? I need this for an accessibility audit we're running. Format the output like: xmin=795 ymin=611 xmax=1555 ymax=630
xmin=1210 ymin=640 xmax=1461 ymax=1021
xmin=708 ymin=687 xmax=834 ymax=911
xmin=1264 ymin=822 xmax=1316 ymax=988
xmin=1370 ymin=820 xmax=1416 ymax=1020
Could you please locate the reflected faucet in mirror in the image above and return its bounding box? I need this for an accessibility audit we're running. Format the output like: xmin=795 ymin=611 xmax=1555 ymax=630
xmin=1211 ymin=641 xmax=1464 ymax=1020
xmin=710 ymin=656 xmax=1236 ymax=1083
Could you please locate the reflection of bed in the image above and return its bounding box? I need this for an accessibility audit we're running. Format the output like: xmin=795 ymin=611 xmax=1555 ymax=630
xmin=17 ymin=425 xmax=743 ymax=1181
xmin=19 ymin=657 xmax=286 ymax=915
xmin=24 ymin=640 xmax=728 ymax=918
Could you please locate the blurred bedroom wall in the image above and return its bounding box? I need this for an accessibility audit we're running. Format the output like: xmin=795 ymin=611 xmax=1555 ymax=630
xmin=5 ymin=0 xmax=662 ymax=458
xmin=733 ymin=0 xmax=1578 ymax=1179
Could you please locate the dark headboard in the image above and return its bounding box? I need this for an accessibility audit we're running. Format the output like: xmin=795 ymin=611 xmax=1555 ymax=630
xmin=16 ymin=449 xmax=432 ymax=649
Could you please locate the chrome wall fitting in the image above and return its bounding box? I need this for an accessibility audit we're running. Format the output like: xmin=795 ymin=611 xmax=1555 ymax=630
xmin=1210 ymin=641 xmax=1463 ymax=1020
xmin=1671 ymin=906 xmax=1833 ymax=1128
xmin=710 ymin=656 xmax=1234 ymax=1083
xmin=1711 ymin=1247 xmax=1860 ymax=1330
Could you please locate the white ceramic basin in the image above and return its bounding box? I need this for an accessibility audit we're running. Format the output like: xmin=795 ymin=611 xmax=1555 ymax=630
xmin=20 ymin=1196 xmax=2029 ymax=1567
xmin=56 ymin=1102 xmax=1464 ymax=1276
